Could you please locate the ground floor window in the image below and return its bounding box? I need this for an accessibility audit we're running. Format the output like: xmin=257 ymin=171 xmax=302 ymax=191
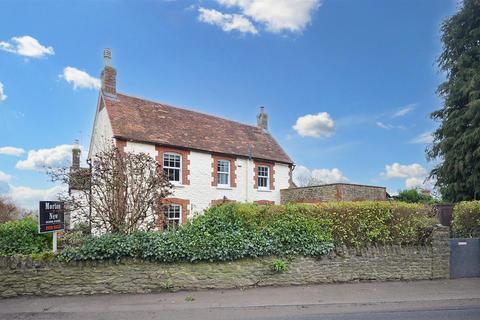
xmin=166 ymin=204 xmax=182 ymax=227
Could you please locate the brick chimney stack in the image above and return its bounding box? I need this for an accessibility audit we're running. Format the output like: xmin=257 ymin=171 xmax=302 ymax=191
xmin=71 ymin=139 xmax=81 ymax=168
xmin=101 ymin=48 xmax=116 ymax=96
xmin=256 ymin=106 xmax=268 ymax=131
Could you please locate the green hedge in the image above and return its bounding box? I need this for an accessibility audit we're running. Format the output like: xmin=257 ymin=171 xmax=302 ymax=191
xmin=452 ymin=201 xmax=480 ymax=237
xmin=62 ymin=204 xmax=333 ymax=262
xmin=62 ymin=202 xmax=435 ymax=262
xmin=0 ymin=217 xmax=51 ymax=255
xmin=309 ymin=201 xmax=435 ymax=246
xmin=234 ymin=202 xmax=435 ymax=247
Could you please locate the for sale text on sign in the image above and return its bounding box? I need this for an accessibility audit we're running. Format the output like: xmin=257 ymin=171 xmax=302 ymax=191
xmin=39 ymin=201 xmax=65 ymax=233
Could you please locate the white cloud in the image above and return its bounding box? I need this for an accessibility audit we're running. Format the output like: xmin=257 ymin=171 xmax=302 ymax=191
xmin=61 ymin=67 xmax=101 ymax=90
xmin=0 ymin=81 xmax=6 ymax=102
xmin=0 ymin=146 xmax=25 ymax=157
xmin=217 ymin=0 xmax=321 ymax=33
xmin=0 ymin=171 xmax=11 ymax=182
xmin=392 ymin=104 xmax=415 ymax=118
xmin=410 ymin=132 xmax=433 ymax=144
xmin=381 ymin=162 xmax=433 ymax=189
xmin=0 ymin=35 xmax=54 ymax=58
xmin=293 ymin=112 xmax=335 ymax=138
xmin=293 ymin=165 xmax=348 ymax=186
xmin=198 ymin=7 xmax=258 ymax=34
xmin=16 ymin=144 xmax=73 ymax=171
xmin=6 ymin=185 xmax=64 ymax=209
xmin=383 ymin=163 xmax=427 ymax=179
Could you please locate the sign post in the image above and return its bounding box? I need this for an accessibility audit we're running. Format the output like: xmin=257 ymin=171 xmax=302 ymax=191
xmin=39 ymin=201 xmax=65 ymax=252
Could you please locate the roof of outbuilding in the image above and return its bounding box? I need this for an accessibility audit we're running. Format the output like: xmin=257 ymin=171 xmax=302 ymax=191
xmin=103 ymin=93 xmax=293 ymax=164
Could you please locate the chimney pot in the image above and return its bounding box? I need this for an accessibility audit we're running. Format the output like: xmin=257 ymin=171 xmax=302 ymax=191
xmin=103 ymin=48 xmax=112 ymax=67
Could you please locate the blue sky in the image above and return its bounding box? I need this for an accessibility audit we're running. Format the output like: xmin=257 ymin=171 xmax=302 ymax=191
xmin=0 ymin=0 xmax=459 ymax=208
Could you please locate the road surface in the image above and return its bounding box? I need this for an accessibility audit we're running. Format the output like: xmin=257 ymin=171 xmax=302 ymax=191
xmin=1 ymin=278 xmax=479 ymax=319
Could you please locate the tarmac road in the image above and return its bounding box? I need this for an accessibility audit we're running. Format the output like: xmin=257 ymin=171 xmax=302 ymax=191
xmin=1 ymin=278 xmax=479 ymax=320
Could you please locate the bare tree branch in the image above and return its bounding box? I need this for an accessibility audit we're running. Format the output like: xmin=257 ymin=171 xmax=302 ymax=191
xmin=48 ymin=142 xmax=172 ymax=234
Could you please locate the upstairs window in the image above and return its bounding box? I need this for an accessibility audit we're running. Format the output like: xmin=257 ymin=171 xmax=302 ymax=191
xmin=166 ymin=204 xmax=181 ymax=227
xmin=217 ymin=159 xmax=230 ymax=187
xmin=163 ymin=153 xmax=181 ymax=183
xmin=258 ymin=165 xmax=269 ymax=190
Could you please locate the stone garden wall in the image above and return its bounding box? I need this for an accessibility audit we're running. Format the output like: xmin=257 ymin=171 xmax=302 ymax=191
xmin=0 ymin=227 xmax=449 ymax=298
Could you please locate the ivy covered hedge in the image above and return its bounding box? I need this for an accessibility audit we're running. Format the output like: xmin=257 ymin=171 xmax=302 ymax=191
xmin=452 ymin=201 xmax=480 ymax=237
xmin=62 ymin=202 xmax=435 ymax=262
xmin=62 ymin=204 xmax=333 ymax=262
xmin=0 ymin=217 xmax=51 ymax=255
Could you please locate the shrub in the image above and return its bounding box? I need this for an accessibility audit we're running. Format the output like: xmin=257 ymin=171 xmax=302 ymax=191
xmin=0 ymin=217 xmax=51 ymax=255
xmin=271 ymin=259 xmax=286 ymax=273
xmin=452 ymin=201 xmax=480 ymax=237
xmin=61 ymin=201 xmax=436 ymax=262
xmin=61 ymin=203 xmax=334 ymax=262
xmin=396 ymin=189 xmax=436 ymax=204
xmin=302 ymin=202 xmax=435 ymax=247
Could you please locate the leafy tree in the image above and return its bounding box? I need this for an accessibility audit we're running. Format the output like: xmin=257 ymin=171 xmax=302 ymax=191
xmin=427 ymin=0 xmax=480 ymax=202
xmin=396 ymin=189 xmax=435 ymax=204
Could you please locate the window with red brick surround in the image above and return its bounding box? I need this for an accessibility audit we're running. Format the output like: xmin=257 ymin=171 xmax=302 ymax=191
xmin=211 ymin=155 xmax=237 ymax=187
xmin=157 ymin=198 xmax=189 ymax=230
xmin=155 ymin=146 xmax=190 ymax=185
xmin=253 ymin=160 xmax=275 ymax=190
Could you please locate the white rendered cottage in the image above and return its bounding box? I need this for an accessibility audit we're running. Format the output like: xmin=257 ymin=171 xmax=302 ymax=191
xmin=76 ymin=49 xmax=294 ymax=227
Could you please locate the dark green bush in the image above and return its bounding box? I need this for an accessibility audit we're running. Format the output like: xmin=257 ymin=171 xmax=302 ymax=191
xmin=0 ymin=217 xmax=52 ymax=255
xmin=61 ymin=201 xmax=437 ymax=262
xmin=61 ymin=204 xmax=334 ymax=262
xmin=452 ymin=201 xmax=480 ymax=237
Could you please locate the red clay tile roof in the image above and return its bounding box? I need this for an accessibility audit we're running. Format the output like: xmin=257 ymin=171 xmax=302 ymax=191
xmin=103 ymin=93 xmax=293 ymax=164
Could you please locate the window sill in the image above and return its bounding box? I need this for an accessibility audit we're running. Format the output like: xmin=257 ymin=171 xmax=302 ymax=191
xmin=257 ymin=189 xmax=272 ymax=192
xmin=171 ymin=183 xmax=185 ymax=188
xmin=216 ymin=186 xmax=233 ymax=190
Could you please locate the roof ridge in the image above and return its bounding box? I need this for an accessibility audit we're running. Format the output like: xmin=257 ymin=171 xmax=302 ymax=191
xmin=117 ymin=92 xmax=265 ymax=131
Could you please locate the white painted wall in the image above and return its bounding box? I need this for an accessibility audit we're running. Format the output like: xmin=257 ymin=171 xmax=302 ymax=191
xmin=123 ymin=141 xmax=157 ymax=158
xmin=123 ymin=141 xmax=290 ymax=219
xmin=88 ymin=98 xmax=114 ymax=159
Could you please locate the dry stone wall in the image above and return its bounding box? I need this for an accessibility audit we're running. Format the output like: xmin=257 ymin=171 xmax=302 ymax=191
xmin=0 ymin=227 xmax=449 ymax=298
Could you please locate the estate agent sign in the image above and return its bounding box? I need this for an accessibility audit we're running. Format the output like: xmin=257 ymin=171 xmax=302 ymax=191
xmin=39 ymin=201 xmax=65 ymax=252
xmin=39 ymin=201 xmax=65 ymax=233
